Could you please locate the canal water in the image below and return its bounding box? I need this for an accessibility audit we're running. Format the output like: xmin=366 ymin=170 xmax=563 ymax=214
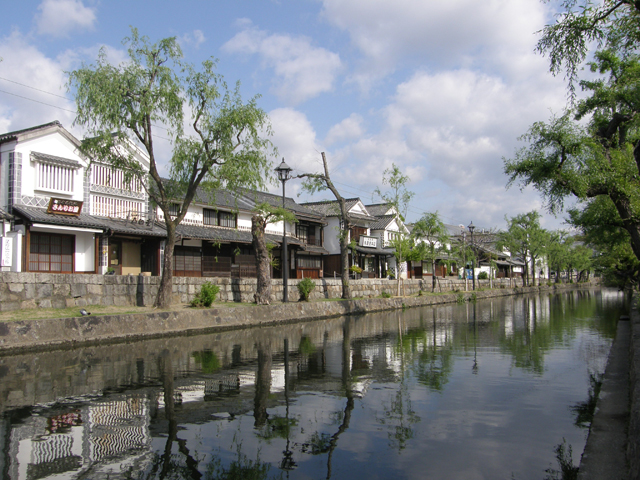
xmin=0 ymin=289 xmax=626 ymax=480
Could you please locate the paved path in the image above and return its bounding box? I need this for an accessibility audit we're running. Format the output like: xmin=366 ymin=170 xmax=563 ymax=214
xmin=578 ymin=316 xmax=631 ymax=480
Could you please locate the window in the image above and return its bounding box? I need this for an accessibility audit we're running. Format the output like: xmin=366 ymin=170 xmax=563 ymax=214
xmin=297 ymin=224 xmax=309 ymax=244
xmin=297 ymin=256 xmax=322 ymax=269
xmin=203 ymin=208 xmax=218 ymax=226
xmin=29 ymin=233 xmax=74 ymax=273
xmin=36 ymin=163 xmax=74 ymax=193
xmin=219 ymin=211 xmax=236 ymax=228
xmin=168 ymin=204 xmax=180 ymax=217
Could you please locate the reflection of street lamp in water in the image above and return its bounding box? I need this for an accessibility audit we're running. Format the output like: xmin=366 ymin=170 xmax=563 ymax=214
xmin=472 ymin=303 xmax=479 ymax=375
xmin=280 ymin=338 xmax=297 ymax=472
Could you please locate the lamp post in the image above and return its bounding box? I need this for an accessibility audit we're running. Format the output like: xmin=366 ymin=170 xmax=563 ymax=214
xmin=468 ymin=221 xmax=476 ymax=291
xmin=461 ymin=226 xmax=468 ymax=292
xmin=276 ymin=158 xmax=292 ymax=303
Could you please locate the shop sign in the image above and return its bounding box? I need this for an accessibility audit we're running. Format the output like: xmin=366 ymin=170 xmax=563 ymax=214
xmin=1 ymin=237 xmax=12 ymax=267
xmin=47 ymin=198 xmax=83 ymax=216
xmin=359 ymin=235 xmax=377 ymax=248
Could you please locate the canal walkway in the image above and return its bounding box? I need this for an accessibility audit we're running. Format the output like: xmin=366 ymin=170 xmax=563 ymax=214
xmin=578 ymin=295 xmax=639 ymax=480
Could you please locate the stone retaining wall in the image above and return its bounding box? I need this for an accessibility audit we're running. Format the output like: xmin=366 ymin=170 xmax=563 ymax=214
xmin=0 ymin=283 xmax=599 ymax=355
xmin=0 ymin=271 xmax=551 ymax=311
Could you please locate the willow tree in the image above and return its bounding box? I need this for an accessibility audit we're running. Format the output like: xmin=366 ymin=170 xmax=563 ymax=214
xmin=69 ymin=29 xmax=272 ymax=307
xmin=411 ymin=212 xmax=449 ymax=292
xmin=297 ymin=152 xmax=352 ymax=299
xmin=251 ymin=203 xmax=296 ymax=305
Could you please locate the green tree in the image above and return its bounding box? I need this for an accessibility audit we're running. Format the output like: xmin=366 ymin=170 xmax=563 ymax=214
xmin=374 ymin=163 xmax=415 ymax=221
xmin=568 ymin=196 xmax=640 ymax=287
xmin=411 ymin=212 xmax=450 ymax=292
xmin=546 ymin=231 xmax=573 ymax=283
xmin=69 ymin=29 xmax=272 ymax=307
xmin=505 ymin=51 xmax=640 ymax=266
xmin=502 ymin=212 xmax=547 ymax=286
xmin=536 ymin=0 xmax=640 ymax=95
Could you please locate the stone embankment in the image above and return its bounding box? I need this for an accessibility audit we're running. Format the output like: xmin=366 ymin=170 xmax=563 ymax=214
xmin=0 ymin=282 xmax=595 ymax=355
xmin=0 ymin=271 xmax=531 ymax=311
xmin=578 ymin=294 xmax=640 ymax=480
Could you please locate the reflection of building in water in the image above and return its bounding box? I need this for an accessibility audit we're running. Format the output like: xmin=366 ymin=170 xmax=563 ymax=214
xmin=88 ymin=396 xmax=150 ymax=462
xmin=5 ymin=396 xmax=152 ymax=480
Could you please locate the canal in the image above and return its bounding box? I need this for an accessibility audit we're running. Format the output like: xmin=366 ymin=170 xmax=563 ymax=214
xmin=0 ymin=288 xmax=627 ymax=479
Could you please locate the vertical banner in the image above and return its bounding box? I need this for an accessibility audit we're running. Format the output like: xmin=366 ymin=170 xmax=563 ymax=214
xmin=1 ymin=237 xmax=12 ymax=267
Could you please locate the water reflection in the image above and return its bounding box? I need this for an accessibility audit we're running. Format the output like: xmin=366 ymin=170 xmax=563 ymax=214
xmin=0 ymin=289 xmax=626 ymax=480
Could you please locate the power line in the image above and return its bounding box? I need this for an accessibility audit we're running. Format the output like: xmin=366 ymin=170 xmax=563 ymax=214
xmin=0 ymin=76 xmax=69 ymax=99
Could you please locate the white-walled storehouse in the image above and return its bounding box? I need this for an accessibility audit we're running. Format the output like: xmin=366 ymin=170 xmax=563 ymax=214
xmin=0 ymin=121 xmax=166 ymax=275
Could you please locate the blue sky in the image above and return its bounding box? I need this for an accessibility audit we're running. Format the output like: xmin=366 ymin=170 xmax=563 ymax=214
xmin=0 ymin=0 xmax=574 ymax=230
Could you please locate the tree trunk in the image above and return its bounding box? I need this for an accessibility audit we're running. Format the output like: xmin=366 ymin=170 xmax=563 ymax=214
xmin=432 ymin=259 xmax=436 ymax=292
xmin=252 ymin=215 xmax=272 ymax=305
xmin=532 ymin=257 xmax=537 ymax=286
xmin=155 ymin=222 xmax=176 ymax=308
xmin=340 ymin=232 xmax=351 ymax=299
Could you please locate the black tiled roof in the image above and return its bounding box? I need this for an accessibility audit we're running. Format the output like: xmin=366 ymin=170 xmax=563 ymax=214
xmin=241 ymin=188 xmax=325 ymax=221
xmin=365 ymin=203 xmax=393 ymax=217
xmin=0 ymin=207 xmax=13 ymax=220
xmin=369 ymin=215 xmax=396 ymax=230
xmin=175 ymin=224 xmax=303 ymax=247
xmin=13 ymin=205 xmax=107 ymax=229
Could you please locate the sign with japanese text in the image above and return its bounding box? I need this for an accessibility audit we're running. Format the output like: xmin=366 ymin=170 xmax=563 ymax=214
xmin=359 ymin=235 xmax=377 ymax=248
xmin=47 ymin=198 xmax=83 ymax=216
xmin=1 ymin=237 xmax=12 ymax=267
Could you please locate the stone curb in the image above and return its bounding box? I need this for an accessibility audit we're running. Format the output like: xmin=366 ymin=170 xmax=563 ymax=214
xmin=0 ymin=283 xmax=594 ymax=355
xmin=629 ymin=297 xmax=640 ymax=480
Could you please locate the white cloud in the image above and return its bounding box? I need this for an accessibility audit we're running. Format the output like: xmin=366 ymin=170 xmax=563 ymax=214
xmin=0 ymin=30 xmax=77 ymax=134
xmin=325 ymin=113 xmax=365 ymax=146
xmin=180 ymin=30 xmax=206 ymax=49
xmin=320 ymin=0 xmax=547 ymax=90
xmin=222 ymin=22 xmax=343 ymax=105
xmin=35 ymin=0 xmax=97 ymax=38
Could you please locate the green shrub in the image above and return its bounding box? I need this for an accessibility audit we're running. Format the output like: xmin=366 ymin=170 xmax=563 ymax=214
xmin=456 ymin=292 xmax=465 ymax=304
xmin=381 ymin=291 xmax=392 ymax=298
xmin=477 ymin=271 xmax=488 ymax=280
xmin=190 ymin=282 xmax=219 ymax=307
xmin=471 ymin=292 xmax=477 ymax=303
xmin=350 ymin=265 xmax=363 ymax=274
xmin=298 ymin=277 xmax=316 ymax=301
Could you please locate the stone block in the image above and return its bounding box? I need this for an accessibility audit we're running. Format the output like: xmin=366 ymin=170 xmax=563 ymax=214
xmin=53 ymin=284 xmax=70 ymax=297
xmin=36 ymin=283 xmax=53 ymax=299
xmin=8 ymin=283 xmax=24 ymax=294
xmin=38 ymin=299 xmax=52 ymax=308
xmin=51 ymin=297 xmax=67 ymax=309
xmin=0 ymin=301 xmax=20 ymax=312
xmin=70 ymin=284 xmax=87 ymax=298
xmin=87 ymin=284 xmax=102 ymax=295
xmin=20 ymin=299 xmax=37 ymax=309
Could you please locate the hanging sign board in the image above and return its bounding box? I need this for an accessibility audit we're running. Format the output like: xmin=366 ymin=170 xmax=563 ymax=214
xmin=359 ymin=235 xmax=377 ymax=248
xmin=1 ymin=237 xmax=12 ymax=267
xmin=47 ymin=198 xmax=83 ymax=216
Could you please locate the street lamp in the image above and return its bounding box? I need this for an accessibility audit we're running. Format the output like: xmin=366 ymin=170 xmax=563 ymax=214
xmin=460 ymin=226 xmax=468 ymax=292
xmin=275 ymin=158 xmax=292 ymax=303
xmin=468 ymin=221 xmax=476 ymax=291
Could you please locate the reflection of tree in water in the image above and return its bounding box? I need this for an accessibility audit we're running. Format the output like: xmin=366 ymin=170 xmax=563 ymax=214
xmin=123 ymin=350 xmax=203 ymax=480
xmin=205 ymin=445 xmax=280 ymax=480
xmin=571 ymin=372 xmax=602 ymax=429
xmin=299 ymin=319 xmax=355 ymax=479
xmin=403 ymin=310 xmax=454 ymax=392
xmin=498 ymin=295 xmax=601 ymax=374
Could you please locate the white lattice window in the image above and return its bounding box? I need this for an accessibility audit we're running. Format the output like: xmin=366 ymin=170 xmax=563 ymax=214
xmin=92 ymin=164 xmax=143 ymax=192
xmin=91 ymin=195 xmax=144 ymax=219
xmin=36 ymin=162 xmax=75 ymax=193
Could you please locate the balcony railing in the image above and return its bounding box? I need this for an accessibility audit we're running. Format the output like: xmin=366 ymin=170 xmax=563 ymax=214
xmin=297 ymin=236 xmax=322 ymax=247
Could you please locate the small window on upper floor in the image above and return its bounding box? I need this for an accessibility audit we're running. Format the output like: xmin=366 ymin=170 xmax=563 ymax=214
xmin=168 ymin=203 xmax=180 ymax=217
xmin=203 ymin=208 xmax=218 ymax=226
xmin=219 ymin=211 xmax=237 ymax=228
